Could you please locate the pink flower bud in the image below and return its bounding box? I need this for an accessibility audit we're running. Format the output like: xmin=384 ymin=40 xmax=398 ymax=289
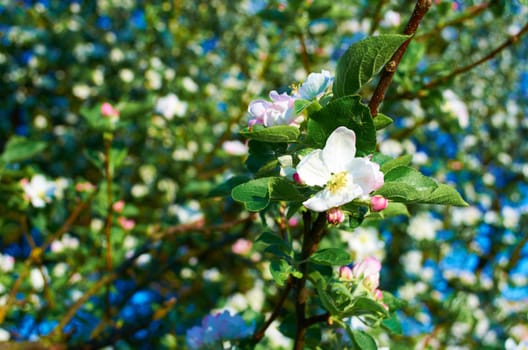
xmin=118 ymin=217 xmax=135 ymax=231
xmin=370 ymin=195 xmax=388 ymax=212
xmin=288 ymin=217 xmax=299 ymax=227
xmin=101 ymin=102 xmax=119 ymax=119
xmin=112 ymin=200 xmax=125 ymax=213
xmin=339 ymin=266 xmax=354 ymax=280
xmin=75 ymin=181 xmax=95 ymax=192
xmin=326 ymin=207 xmax=344 ymax=225
xmin=292 ymin=172 xmax=302 ymax=185
xmin=374 ymin=289 xmax=383 ymax=301
xmin=232 ymin=238 xmax=252 ymax=255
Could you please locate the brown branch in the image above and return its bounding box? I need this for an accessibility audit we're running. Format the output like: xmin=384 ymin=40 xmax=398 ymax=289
xmin=293 ymin=212 xmax=327 ymax=350
xmin=506 ymin=215 xmax=528 ymax=273
xmin=368 ymin=0 xmax=432 ymax=116
xmin=0 ymin=195 xmax=94 ymax=324
xmin=297 ymin=32 xmax=311 ymax=74
xmin=50 ymin=273 xmax=117 ymax=340
xmin=253 ymin=278 xmax=293 ymax=341
xmin=305 ymin=312 xmax=330 ymax=327
xmin=103 ymin=137 xmax=114 ymax=322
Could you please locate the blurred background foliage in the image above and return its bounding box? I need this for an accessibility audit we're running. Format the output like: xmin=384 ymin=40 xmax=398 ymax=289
xmin=0 ymin=0 xmax=527 ymax=349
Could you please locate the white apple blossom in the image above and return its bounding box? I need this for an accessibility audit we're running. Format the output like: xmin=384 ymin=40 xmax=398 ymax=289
xmin=296 ymin=69 xmax=333 ymax=100
xmin=296 ymin=127 xmax=384 ymax=212
xmin=155 ymin=93 xmax=188 ymax=120
xmin=21 ymin=174 xmax=56 ymax=208
xmin=248 ymin=91 xmax=302 ymax=127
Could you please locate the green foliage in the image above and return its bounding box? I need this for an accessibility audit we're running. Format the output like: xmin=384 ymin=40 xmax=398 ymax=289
xmin=307 ymin=95 xmax=376 ymax=154
xmin=0 ymin=136 xmax=46 ymax=164
xmin=240 ymin=125 xmax=301 ymax=143
xmin=375 ymin=166 xmax=468 ymax=206
xmin=333 ymin=35 xmax=410 ymax=97
xmin=309 ymin=248 xmax=351 ymax=266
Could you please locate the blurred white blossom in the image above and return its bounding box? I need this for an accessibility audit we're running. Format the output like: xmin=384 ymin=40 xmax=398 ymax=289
xmin=155 ymin=93 xmax=188 ymax=120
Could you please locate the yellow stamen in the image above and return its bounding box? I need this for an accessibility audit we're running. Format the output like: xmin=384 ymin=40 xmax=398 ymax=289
xmin=327 ymin=171 xmax=348 ymax=194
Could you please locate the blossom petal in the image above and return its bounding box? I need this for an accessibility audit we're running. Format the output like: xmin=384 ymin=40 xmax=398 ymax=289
xmin=347 ymin=157 xmax=384 ymax=195
xmin=322 ymin=126 xmax=357 ymax=173
xmin=296 ymin=150 xmax=330 ymax=187
xmin=303 ymin=184 xmax=362 ymax=212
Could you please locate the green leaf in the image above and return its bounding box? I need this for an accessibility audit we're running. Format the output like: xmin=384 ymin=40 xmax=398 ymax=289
xmin=382 ymin=291 xmax=406 ymax=311
xmin=380 ymin=154 xmax=413 ymax=173
xmin=246 ymin=140 xmax=287 ymax=174
xmin=381 ymin=314 xmax=402 ymax=335
xmin=232 ymin=177 xmax=303 ymax=212
xmin=351 ymin=330 xmax=377 ymax=350
xmin=231 ymin=178 xmax=270 ymax=211
xmin=80 ymin=104 xmax=119 ymax=131
xmin=348 ymin=297 xmax=389 ymax=317
xmin=240 ymin=125 xmax=300 ymax=143
xmin=294 ymin=99 xmax=312 ymax=115
xmin=384 ymin=166 xmax=438 ymax=192
xmin=333 ymin=34 xmax=410 ymax=97
xmin=269 ymin=259 xmax=300 ymax=286
xmin=309 ymin=248 xmax=351 ymax=266
xmin=268 ymin=177 xmax=304 ymax=201
xmin=373 ymin=113 xmax=393 ymax=130
xmin=1 ymin=136 xmax=47 ymax=163
xmin=307 ymin=95 xmax=376 ymax=155
xmin=315 ymin=282 xmax=340 ymax=314
xmin=256 ymin=232 xmax=290 ymax=251
xmin=422 ymin=183 xmax=469 ymax=207
xmin=374 ymin=182 xmax=423 ymax=202
xmin=208 ymin=175 xmax=251 ymax=197
xmin=109 ymin=147 xmax=127 ymax=175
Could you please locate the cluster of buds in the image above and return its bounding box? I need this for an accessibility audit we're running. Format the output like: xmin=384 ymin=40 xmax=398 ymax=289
xmin=339 ymin=257 xmax=387 ymax=308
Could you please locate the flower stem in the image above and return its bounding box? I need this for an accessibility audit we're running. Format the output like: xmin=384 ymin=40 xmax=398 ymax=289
xmin=293 ymin=212 xmax=327 ymax=350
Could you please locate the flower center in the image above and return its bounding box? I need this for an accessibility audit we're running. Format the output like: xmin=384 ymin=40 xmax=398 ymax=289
xmin=326 ymin=171 xmax=348 ymax=194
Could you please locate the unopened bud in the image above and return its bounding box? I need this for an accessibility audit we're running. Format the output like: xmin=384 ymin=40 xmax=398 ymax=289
xmin=293 ymin=172 xmax=302 ymax=185
xmin=326 ymin=207 xmax=344 ymax=225
xmin=339 ymin=266 xmax=354 ymax=280
xmin=371 ymin=195 xmax=388 ymax=212
xmin=101 ymin=102 xmax=119 ymax=119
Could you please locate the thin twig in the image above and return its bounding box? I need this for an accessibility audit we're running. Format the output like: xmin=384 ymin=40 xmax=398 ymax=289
xmin=297 ymin=32 xmax=311 ymax=74
xmin=407 ymin=21 xmax=528 ymax=98
xmin=0 ymin=195 xmax=94 ymax=324
xmin=103 ymin=137 xmax=114 ymax=321
xmin=254 ymin=278 xmax=293 ymax=341
xmin=415 ymin=2 xmax=492 ymax=41
xmin=368 ymin=0 xmax=432 ymax=116
xmin=50 ymin=273 xmax=117 ymax=339
xmin=369 ymin=0 xmax=389 ymax=35
xmin=305 ymin=312 xmax=330 ymax=327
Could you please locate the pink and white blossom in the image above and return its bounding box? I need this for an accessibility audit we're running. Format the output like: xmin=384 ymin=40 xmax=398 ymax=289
xmin=248 ymin=91 xmax=302 ymax=127
xmin=352 ymin=256 xmax=382 ymax=290
xmin=296 ymin=127 xmax=384 ymax=212
xmin=21 ymin=175 xmax=56 ymax=208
